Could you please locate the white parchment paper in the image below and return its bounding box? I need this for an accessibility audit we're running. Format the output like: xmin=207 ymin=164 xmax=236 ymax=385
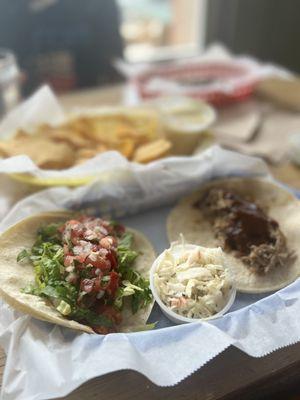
xmin=0 ymin=146 xmax=300 ymax=400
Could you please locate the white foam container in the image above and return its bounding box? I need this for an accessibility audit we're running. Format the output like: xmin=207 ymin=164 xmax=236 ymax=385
xmin=150 ymin=243 xmax=237 ymax=324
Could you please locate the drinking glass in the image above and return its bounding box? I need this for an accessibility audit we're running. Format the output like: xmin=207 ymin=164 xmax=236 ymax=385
xmin=0 ymin=49 xmax=21 ymax=117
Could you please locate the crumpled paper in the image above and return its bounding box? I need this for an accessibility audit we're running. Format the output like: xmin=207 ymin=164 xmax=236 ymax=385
xmin=0 ymin=146 xmax=300 ymax=400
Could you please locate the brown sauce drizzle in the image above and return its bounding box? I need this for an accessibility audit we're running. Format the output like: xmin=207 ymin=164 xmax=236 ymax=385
xmin=223 ymin=194 xmax=278 ymax=255
xmin=195 ymin=189 xmax=278 ymax=256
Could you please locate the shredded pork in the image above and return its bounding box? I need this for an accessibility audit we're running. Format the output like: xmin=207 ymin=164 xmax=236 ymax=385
xmin=197 ymin=188 xmax=293 ymax=274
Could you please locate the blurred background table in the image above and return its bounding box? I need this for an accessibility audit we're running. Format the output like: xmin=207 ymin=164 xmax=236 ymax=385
xmin=0 ymin=83 xmax=300 ymax=400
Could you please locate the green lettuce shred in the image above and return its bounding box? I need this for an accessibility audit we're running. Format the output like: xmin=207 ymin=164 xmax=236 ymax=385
xmin=115 ymin=232 xmax=152 ymax=314
xmin=18 ymin=223 xmax=153 ymax=329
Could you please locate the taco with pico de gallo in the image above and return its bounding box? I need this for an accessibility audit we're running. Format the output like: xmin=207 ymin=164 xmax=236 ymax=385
xmin=0 ymin=212 xmax=156 ymax=334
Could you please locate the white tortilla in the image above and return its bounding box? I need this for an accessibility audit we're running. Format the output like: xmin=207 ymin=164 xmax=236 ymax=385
xmin=167 ymin=178 xmax=300 ymax=293
xmin=0 ymin=212 xmax=156 ymax=333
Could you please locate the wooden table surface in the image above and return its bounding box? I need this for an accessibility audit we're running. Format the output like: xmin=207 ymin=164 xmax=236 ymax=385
xmin=1 ymin=84 xmax=300 ymax=400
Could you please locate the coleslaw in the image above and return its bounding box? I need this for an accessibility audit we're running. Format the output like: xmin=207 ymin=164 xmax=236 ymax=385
xmin=153 ymin=243 xmax=233 ymax=319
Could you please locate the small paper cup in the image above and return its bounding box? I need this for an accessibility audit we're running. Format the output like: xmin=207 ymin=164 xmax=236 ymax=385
xmin=150 ymin=244 xmax=236 ymax=324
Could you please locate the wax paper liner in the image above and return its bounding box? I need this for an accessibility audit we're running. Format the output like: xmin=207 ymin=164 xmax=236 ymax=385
xmin=0 ymin=147 xmax=299 ymax=400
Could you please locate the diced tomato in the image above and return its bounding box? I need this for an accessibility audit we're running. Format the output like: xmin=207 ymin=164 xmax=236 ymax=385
xmin=99 ymin=236 xmax=116 ymax=249
xmin=80 ymin=278 xmax=95 ymax=293
xmin=106 ymin=250 xmax=118 ymax=269
xmin=94 ymin=276 xmax=102 ymax=292
xmin=106 ymin=271 xmax=119 ymax=297
xmin=80 ymin=275 xmax=106 ymax=293
xmin=70 ymin=224 xmax=85 ymax=244
xmin=68 ymin=219 xmax=78 ymax=224
xmin=75 ymin=254 xmax=88 ymax=263
xmin=61 ymin=217 xmax=122 ymax=309
xmin=86 ymin=255 xmax=110 ymax=271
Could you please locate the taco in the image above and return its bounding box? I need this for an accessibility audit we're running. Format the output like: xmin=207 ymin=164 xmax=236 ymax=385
xmin=0 ymin=212 xmax=156 ymax=334
xmin=167 ymin=178 xmax=300 ymax=293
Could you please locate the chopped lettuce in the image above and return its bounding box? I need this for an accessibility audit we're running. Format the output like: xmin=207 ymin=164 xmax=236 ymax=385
xmin=131 ymin=322 xmax=157 ymax=332
xmin=72 ymin=308 xmax=113 ymax=328
xmin=115 ymin=232 xmax=152 ymax=313
xmin=18 ymin=223 xmax=152 ymax=330
xmin=19 ymin=233 xmax=78 ymax=308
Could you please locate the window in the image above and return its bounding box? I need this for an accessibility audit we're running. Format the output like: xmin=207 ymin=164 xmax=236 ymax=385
xmin=117 ymin=0 xmax=207 ymax=62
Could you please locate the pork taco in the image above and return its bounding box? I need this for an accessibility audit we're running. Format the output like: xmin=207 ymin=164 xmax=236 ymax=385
xmin=167 ymin=178 xmax=300 ymax=293
xmin=0 ymin=212 xmax=156 ymax=334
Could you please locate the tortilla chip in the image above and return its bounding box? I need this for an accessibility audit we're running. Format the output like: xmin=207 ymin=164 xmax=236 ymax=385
xmin=0 ymin=136 xmax=75 ymax=169
xmin=133 ymin=139 xmax=172 ymax=163
xmin=76 ymin=144 xmax=107 ymax=160
xmin=81 ymin=113 xmax=159 ymax=146
xmin=42 ymin=127 xmax=92 ymax=149
xmin=82 ymin=115 xmax=128 ymax=145
xmin=117 ymin=138 xmax=135 ymax=158
xmin=0 ymin=212 xmax=156 ymax=333
xmin=14 ymin=129 xmax=29 ymax=140
xmin=125 ymin=110 xmax=161 ymax=141
xmin=62 ymin=118 xmax=91 ymax=136
xmin=167 ymin=178 xmax=300 ymax=293
xmin=0 ymin=108 xmax=166 ymax=169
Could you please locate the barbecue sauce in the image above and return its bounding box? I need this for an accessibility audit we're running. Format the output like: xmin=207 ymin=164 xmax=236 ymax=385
xmin=198 ymin=189 xmax=279 ymax=256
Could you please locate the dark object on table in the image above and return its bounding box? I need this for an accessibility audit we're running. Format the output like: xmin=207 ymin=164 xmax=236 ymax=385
xmin=0 ymin=0 xmax=124 ymax=94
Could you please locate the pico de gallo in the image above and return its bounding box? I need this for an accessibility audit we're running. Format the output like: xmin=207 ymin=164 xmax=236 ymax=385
xmin=17 ymin=216 xmax=152 ymax=334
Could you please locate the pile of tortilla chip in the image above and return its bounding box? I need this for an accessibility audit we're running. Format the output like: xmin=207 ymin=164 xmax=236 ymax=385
xmin=0 ymin=109 xmax=172 ymax=169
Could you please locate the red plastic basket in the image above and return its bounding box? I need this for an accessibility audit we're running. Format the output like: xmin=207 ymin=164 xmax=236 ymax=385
xmin=133 ymin=61 xmax=259 ymax=107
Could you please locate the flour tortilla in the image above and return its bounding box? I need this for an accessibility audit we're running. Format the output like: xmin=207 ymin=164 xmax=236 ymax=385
xmin=0 ymin=212 xmax=156 ymax=333
xmin=167 ymin=178 xmax=300 ymax=293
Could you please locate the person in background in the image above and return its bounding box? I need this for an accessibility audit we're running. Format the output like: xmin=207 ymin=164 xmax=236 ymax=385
xmin=0 ymin=0 xmax=124 ymax=94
